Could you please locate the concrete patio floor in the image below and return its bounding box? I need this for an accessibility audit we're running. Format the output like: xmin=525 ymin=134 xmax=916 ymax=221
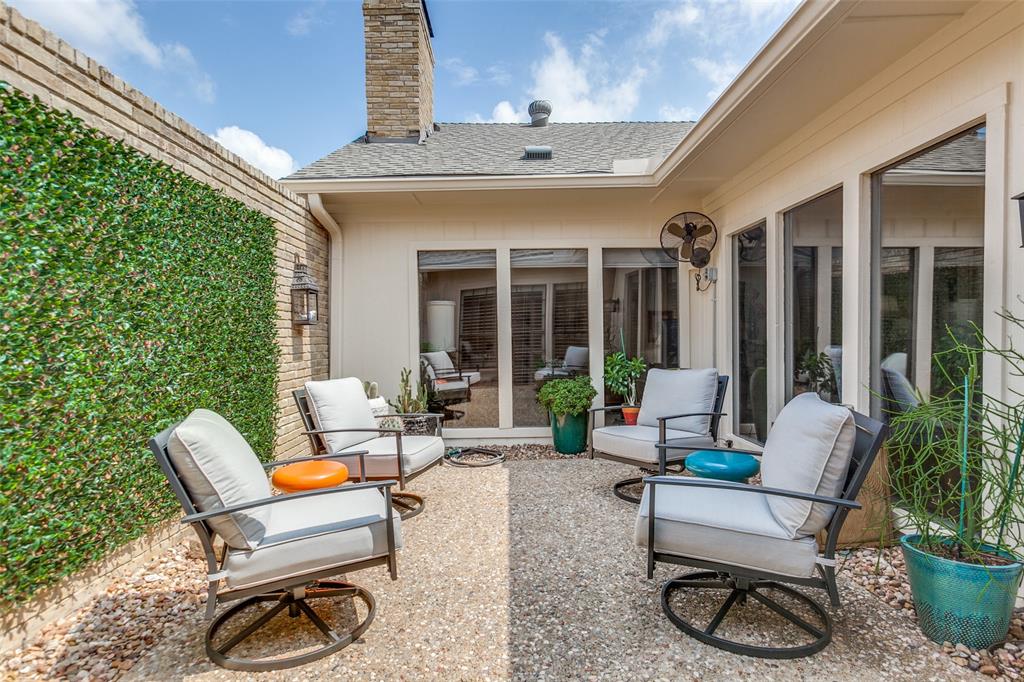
xmin=124 ymin=457 xmax=966 ymax=681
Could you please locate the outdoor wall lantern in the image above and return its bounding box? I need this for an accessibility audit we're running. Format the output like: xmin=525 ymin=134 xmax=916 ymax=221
xmin=290 ymin=260 xmax=319 ymax=325
xmin=1014 ymin=191 xmax=1024 ymax=248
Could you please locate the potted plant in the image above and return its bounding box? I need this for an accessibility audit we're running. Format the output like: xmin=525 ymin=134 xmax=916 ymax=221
xmin=796 ymin=349 xmax=837 ymax=402
xmin=886 ymin=314 xmax=1024 ymax=649
xmin=387 ymin=367 xmax=432 ymax=435
xmin=604 ymin=351 xmax=646 ymax=424
xmin=537 ymin=376 xmax=597 ymax=455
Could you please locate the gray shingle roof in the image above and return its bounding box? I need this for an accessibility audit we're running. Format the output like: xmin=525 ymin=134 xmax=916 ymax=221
xmin=893 ymin=132 xmax=985 ymax=174
xmin=286 ymin=121 xmax=694 ymax=180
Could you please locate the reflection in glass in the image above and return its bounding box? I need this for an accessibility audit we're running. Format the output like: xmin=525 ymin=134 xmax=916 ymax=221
xmin=511 ymin=249 xmax=589 ymax=426
xmin=784 ymin=189 xmax=843 ymax=403
xmin=872 ymin=125 xmax=985 ymax=419
xmin=418 ymin=250 xmax=498 ymax=428
xmin=734 ymin=225 xmax=768 ymax=444
xmin=602 ymin=249 xmax=679 ymax=422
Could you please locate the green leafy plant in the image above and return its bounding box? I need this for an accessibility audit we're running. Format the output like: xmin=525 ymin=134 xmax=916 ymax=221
xmin=0 ymin=84 xmax=279 ymax=607
xmin=389 ymin=367 xmax=427 ymax=413
xmin=797 ymin=349 xmax=837 ymax=400
xmin=885 ymin=312 xmax=1024 ymax=564
xmin=537 ymin=376 xmax=597 ymax=417
xmin=604 ymin=352 xmax=646 ymax=405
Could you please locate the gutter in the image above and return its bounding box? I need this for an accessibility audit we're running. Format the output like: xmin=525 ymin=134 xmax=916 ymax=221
xmin=307 ymin=193 xmax=344 ymax=378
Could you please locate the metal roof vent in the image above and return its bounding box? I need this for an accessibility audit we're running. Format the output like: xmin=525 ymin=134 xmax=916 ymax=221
xmin=528 ymin=100 xmax=552 ymax=127
xmin=524 ymin=145 xmax=553 ymax=160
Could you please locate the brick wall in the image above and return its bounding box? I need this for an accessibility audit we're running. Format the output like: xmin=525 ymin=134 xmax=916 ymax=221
xmin=363 ymin=0 xmax=434 ymax=139
xmin=0 ymin=2 xmax=330 ymax=647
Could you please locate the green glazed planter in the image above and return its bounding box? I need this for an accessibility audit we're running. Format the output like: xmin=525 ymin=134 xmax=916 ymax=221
xmin=550 ymin=411 xmax=588 ymax=455
xmin=901 ymin=534 xmax=1024 ymax=649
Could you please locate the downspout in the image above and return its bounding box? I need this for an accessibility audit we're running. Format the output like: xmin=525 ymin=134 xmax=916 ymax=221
xmin=307 ymin=193 xmax=343 ymax=378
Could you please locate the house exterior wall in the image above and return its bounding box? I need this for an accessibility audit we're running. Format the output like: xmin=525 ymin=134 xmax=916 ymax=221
xmin=694 ymin=0 xmax=1023 ymax=438
xmin=0 ymin=3 xmax=330 ymax=646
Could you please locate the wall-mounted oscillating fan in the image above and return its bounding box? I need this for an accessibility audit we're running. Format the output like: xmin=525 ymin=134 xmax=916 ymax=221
xmin=659 ymin=211 xmax=718 ymax=268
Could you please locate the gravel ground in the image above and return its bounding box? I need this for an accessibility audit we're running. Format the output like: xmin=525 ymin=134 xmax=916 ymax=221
xmin=3 ymin=455 xmax=968 ymax=681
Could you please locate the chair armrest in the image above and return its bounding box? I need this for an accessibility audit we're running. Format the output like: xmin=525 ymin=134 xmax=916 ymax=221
xmin=588 ymin=405 xmax=625 ymax=414
xmin=181 ymin=480 xmax=399 ymax=524
xmin=381 ymin=413 xmax=443 ymax=420
xmin=655 ymin=443 xmax=762 ymax=457
xmin=304 ymin=427 xmax=403 ymax=435
xmin=641 ymin=475 xmax=861 ymax=510
xmin=261 ymin=452 xmax=368 ymax=470
xmin=655 ymin=411 xmax=727 ymax=422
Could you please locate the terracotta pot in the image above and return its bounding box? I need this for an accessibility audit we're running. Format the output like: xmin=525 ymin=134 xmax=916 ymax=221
xmin=622 ymin=406 xmax=640 ymax=425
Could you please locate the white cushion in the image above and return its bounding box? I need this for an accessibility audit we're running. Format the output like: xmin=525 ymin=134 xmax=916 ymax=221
xmin=882 ymin=367 xmax=919 ymax=410
xmin=637 ymin=368 xmax=719 ymax=434
xmin=305 ymin=378 xmax=377 ymax=453
xmin=167 ymin=409 xmax=271 ymax=550
xmin=341 ymin=435 xmax=444 ymax=479
xmin=223 ymin=488 xmax=402 ymax=590
xmin=761 ymin=392 xmax=856 ymax=537
xmin=635 ymin=484 xmax=820 ymax=578
xmin=563 ymin=346 xmax=589 ymax=369
xmin=421 ymin=351 xmax=455 ymax=372
xmin=592 ymin=425 xmax=712 ymax=465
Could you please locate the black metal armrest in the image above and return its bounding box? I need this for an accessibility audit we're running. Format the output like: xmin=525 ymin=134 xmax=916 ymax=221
xmin=642 ymin=475 xmax=861 ymax=510
xmin=656 ymin=411 xmax=727 ymax=422
xmin=588 ymin=405 xmax=625 ymax=414
xmin=304 ymin=427 xmax=402 ymax=435
xmin=261 ymin=452 xmax=369 ymax=470
xmin=380 ymin=413 xmax=443 ymax=420
xmin=181 ymin=480 xmax=399 ymax=524
xmin=656 ymin=443 xmax=762 ymax=457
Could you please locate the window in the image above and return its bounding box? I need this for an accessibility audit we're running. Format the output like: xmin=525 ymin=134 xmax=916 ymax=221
xmin=510 ymin=249 xmax=589 ymax=426
xmin=418 ymin=250 xmax=498 ymax=428
xmin=871 ymin=125 xmax=985 ymax=418
xmin=784 ymin=189 xmax=843 ymax=403
xmin=733 ymin=225 xmax=768 ymax=443
xmin=602 ymin=249 xmax=679 ymax=421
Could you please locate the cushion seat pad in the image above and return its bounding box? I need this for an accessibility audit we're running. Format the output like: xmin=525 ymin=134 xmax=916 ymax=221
xmin=224 ymin=488 xmax=402 ymax=590
xmin=635 ymin=484 xmax=819 ymax=578
xmin=593 ymin=425 xmax=712 ymax=465
xmin=341 ymin=435 xmax=444 ymax=479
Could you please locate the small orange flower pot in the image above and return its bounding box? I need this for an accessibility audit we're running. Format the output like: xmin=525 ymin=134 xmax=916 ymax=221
xmin=622 ymin=406 xmax=640 ymax=425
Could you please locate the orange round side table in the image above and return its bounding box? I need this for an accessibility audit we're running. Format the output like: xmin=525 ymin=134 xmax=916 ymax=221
xmin=272 ymin=460 xmax=349 ymax=493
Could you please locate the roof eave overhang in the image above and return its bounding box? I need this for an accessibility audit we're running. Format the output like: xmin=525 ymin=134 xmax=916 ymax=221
xmin=282 ymin=0 xmax=846 ymax=197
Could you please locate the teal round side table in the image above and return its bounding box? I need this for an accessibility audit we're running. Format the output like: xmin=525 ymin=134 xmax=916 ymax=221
xmin=685 ymin=450 xmax=760 ymax=483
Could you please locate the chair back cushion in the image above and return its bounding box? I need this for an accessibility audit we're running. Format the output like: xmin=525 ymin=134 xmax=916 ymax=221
xmin=305 ymin=378 xmax=378 ymax=453
xmin=167 ymin=409 xmax=271 ymax=550
xmin=421 ymin=351 xmax=454 ymax=372
xmin=563 ymin=346 xmax=589 ymax=369
xmin=638 ymin=368 xmax=718 ymax=434
xmin=761 ymin=392 xmax=856 ymax=537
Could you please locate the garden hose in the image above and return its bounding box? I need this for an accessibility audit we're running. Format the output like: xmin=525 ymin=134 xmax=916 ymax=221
xmin=444 ymin=447 xmax=506 ymax=467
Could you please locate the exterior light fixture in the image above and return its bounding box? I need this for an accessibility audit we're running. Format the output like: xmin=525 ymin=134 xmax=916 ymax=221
xmin=1014 ymin=191 xmax=1024 ymax=248
xmin=291 ymin=260 xmax=319 ymax=325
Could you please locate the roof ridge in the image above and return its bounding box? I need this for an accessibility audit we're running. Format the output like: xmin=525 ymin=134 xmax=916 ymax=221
xmin=437 ymin=120 xmax=696 ymax=126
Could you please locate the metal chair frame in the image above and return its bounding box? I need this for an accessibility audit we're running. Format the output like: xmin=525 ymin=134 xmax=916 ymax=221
xmin=588 ymin=375 xmax=730 ymax=503
xmin=293 ymin=388 xmax=444 ymax=520
xmin=644 ymin=410 xmax=887 ymax=658
xmin=149 ymin=423 xmax=398 ymax=671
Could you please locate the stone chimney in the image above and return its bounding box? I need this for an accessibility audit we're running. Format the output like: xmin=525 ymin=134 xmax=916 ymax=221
xmin=362 ymin=0 xmax=435 ymax=142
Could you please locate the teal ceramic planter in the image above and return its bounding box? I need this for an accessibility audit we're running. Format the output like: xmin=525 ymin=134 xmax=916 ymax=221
xmin=550 ymin=411 xmax=587 ymax=455
xmin=900 ymin=534 xmax=1024 ymax=649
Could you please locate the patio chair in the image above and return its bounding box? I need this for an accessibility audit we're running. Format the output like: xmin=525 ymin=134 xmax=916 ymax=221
xmin=295 ymin=378 xmax=444 ymax=520
xmin=533 ymin=345 xmax=589 ymax=381
xmin=420 ymin=350 xmax=481 ymax=385
xmin=636 ymin=392 xmax=886 ymax=658
xmin=420 ymin=357 xmax=472 ymax=417
xmin=149 ymin=409 xmax=400 ymax=671
xmin=589 ymin=368 xmax=728 ymax=503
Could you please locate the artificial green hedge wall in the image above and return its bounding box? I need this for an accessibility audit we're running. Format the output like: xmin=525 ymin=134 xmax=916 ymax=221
xmin=0 ymin=83 xmax=280 ymax=607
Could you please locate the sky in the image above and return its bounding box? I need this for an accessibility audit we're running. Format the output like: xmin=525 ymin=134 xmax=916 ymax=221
xmin=8 ymin=0 xmax=800 ymax=178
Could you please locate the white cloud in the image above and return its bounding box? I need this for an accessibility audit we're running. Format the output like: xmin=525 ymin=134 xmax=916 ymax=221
xmin=691 ymin=56 xmax=742 ymax=100
xmin=467 ymin=101 xmax=522 ymax=124
xmin=646 ymin=2 xmax=702 ymax=47
xmin=658 ymin=104 xmax=698 ymax=121
xmin=486 ymin=65 xmax=512 ymax=87
xmin=286 ymin=2 xmax=326 ymax=37
xmin=211 ymin=126 xmax=296 ymax=179
xmin=9 ymin=0 xmax=215 ymax=102
xmin=442 ymin=58 xmax=480 ymax=86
